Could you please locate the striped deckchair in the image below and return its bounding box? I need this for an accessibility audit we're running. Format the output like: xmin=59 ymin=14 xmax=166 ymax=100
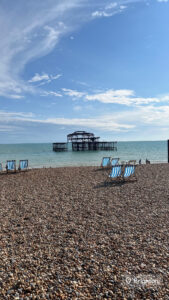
xmin=111 ymin=158 xmax=120 ymax=166
xmin=107 ymin=165 xmax=122 ymax=182
xmin=101 ymin=157 xmax=111 ymax=168
xmin=18 ymin=160 xmax=28 ymax=171
xmin=6 ymin=160 xmax=16 ymax=173
xmin=123 ymin=165 xmax=136 ymax=181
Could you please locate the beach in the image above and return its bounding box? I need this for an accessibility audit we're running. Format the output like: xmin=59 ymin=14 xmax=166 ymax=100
xmin=0 ymin=164 xmax=168 ymax=299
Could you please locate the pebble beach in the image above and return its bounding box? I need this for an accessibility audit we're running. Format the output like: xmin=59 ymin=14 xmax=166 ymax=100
xmin=0 ymin=164 xmax=168 ymax=299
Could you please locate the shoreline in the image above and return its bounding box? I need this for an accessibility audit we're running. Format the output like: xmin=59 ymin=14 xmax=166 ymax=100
xmin=0 ymin=161 xmax=169 ymax=173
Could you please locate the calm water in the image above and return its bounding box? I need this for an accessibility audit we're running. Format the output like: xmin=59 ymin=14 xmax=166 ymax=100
xmin=0 ymin=141 xmax=167 ymax=169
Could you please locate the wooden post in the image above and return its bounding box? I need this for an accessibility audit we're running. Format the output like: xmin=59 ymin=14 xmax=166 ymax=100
xmin=168 ymin=140 xmax=169 ymax=163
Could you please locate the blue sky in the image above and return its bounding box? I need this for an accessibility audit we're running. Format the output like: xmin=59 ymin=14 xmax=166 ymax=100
xmin=1 ymin=0 xmax=169 ymax=143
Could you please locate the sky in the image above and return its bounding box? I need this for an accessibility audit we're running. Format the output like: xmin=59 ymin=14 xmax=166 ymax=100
xmin=1 ymin=0 xmax=169 ymax=143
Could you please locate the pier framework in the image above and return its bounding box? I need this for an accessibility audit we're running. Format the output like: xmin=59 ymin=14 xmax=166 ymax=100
xmin=53 ymin=131 xmax=117 ymax=152
xmin=53 ymin=143 xmax=67 ymax=152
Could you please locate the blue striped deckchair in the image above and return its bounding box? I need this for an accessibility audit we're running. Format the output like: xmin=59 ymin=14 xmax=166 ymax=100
xmin=111 ymin=158 xmax=119 ymax=166
xmin=18 ymin=160 xmax=28 ymax=171
xmin=101 ymin=157 xmax=111 ymax=167
xmin=6 ymin=160 xmax=16 ymax=173
xmin=108 ymin=165 xmax=122 ymax=181
xmin=123 ymin=165 xmax=136 ymax=181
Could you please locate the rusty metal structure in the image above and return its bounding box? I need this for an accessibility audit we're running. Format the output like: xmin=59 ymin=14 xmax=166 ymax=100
xmin=67 ymin=131 xmax=99 ymax=151
xmin=67 ymin=131 xmax=99 ymax=143
xmin=53 ymin=142 xmax=67 ymax=152
xmin=53 ymin=131 xmax=117 ymax=152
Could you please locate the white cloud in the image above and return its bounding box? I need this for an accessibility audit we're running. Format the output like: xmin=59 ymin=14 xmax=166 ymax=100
xmin=0 ymin=109 xmax=134 ymax=132
xmin=0 ymin=110 xmax=34 ymax=121
xmin=62 ymin=88 xmax=159 ymax=106
xmin=5 ymin=104 xmax=169 ymax=132
xmin=109 ymin=104 xmax=169 ymax=128
xmin=120 ymin=5 xmax=127 ymax=9
xmin=92 ymin=11 xmax=114 ymax=18
xmin=51 ymin=74 xmax=62 ymax=80
xmin=43 ymin=117 xmax=134 ymax=131
xmin=0 ymin=125 xmax=24 ymax=132
xmin=8 ymin=94 xmax=25 ymax=99
xmin=28 ymin=72 xmax=62 ymax=84
xmin=92 ymin=1 xmax=127 ymax=18
xmin=42 ymin=91 xmax=63 ymax=97
xmin=28 ymin=73 xmax=50 ymax=83
xmin=105 ymin=3 xmax=118 ymax=10
xmin=3 ymin=103 xmax=169 ymax=136
xmin=1 ymin=111 xmax=34 ymax=118
xmin=139 ymin=105 xmax=169 ymax=125
xmin=62 ymin=88 xmax=85 ymax=98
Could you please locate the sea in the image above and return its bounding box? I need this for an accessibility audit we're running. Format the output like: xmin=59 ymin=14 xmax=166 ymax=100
xmin=0 ymin=141 xmax=167 ymax=169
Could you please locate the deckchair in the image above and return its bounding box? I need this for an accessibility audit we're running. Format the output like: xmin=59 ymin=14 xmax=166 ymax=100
xmin=18 ymin=160 xmax=28 ymax=171
xmin=6 ymin=160 xmax=16 ymax=173
xmin=101 ymin=157 xmax=111 ymax=168
xmin=122 ymin=165 xmax=136 ymax=181
xmin=107 ymin=165 xmax=122 ymax=182
xmin=111 ymin=158 xmax=120 ymax=166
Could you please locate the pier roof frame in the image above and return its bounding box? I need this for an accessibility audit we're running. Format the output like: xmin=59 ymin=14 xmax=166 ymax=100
xmin=67 ymin=131 xmax=100 ymax=142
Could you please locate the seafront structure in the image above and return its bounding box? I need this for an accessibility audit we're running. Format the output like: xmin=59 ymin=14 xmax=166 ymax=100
xmin=52 ymin=142 xmax=67 ymax=152
xmin=53 ymin=131 xmax=117 ymax=152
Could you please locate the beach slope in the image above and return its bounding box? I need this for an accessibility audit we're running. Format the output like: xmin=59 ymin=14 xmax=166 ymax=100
xmin=0 ymin=165 xmax=168 ymax=299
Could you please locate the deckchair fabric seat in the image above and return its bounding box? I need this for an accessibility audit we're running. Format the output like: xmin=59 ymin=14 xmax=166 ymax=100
xmin=106 ymin=164 xmax=136 ymax=183
xmin=111 ymin=158 xmax=119 ymax=166
xmin=19 ymin=160 xmax=28 ymax=170
xmin=122 ymin=165 xmax=136 ymax=181
xmin=123 ymin=165 xmax=135 ymax=178
xmin=101 ymin=157 xmax=111 ymax=167
xmin=109 ymin=166 xmax=122 ymax=179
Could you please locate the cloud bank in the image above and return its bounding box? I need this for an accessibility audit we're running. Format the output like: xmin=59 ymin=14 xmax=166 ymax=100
xmin=2 ymin=103 xmax=169 ymax=134
xmin=61 ymin=88 xmax=160 ymax=106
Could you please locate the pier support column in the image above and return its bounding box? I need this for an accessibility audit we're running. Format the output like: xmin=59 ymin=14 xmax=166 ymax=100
xmin=168 ymin=140 xmax=169 ymax=163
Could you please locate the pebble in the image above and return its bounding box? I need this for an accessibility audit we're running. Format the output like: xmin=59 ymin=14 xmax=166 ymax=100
xmin=0 ymin=165 xmax=168 ymax=299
